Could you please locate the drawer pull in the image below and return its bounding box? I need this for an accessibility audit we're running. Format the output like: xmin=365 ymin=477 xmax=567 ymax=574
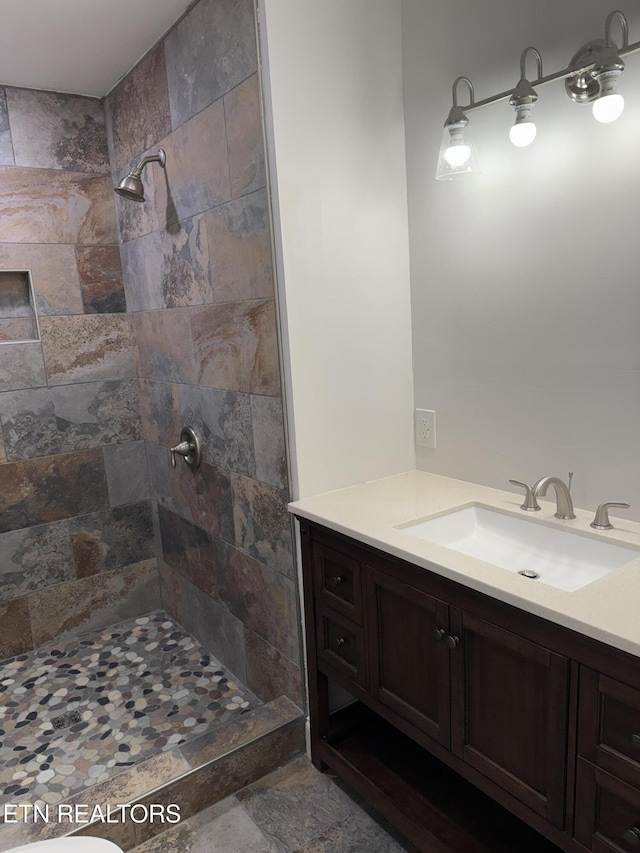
xmin=631 ymin=732 xmax=640 ymax=748
xmin=623 ymin=828 xmax=640 ymax=848
xmin=446 ymin=635 xmax=460 ymax=650
xmin=329 ymin=575 xmax=344 ymax=588
xmin=435 ymin=628 xmax=447 ymax=642
xmin=335 ymin=637 xmax=346 ymax=648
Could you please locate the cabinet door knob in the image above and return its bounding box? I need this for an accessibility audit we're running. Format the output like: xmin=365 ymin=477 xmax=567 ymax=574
xmin=329 ymin=575 xmax=344 ymax=588
xmin=623 ymin=828 xmax=640 ymax=848
xmin=446 ymin=635 xmax=460 ymax=650
xmin=434 ymin=628 xmax=447 ymax=642
xmin=631 ymin=733 xmax=640 ymax=748
xmin=335 ymin=637 xmax=346 ymax=648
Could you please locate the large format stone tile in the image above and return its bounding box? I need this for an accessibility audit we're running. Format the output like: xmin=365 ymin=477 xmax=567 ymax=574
xmin=132 ymin=309 xmax=196 ymax=383
xmin=158 ymin=505 xmax=217 ymax=598
xmin=76 ymin=245 xmax=126 ymax=313
xmin=69 ymin=501 xmax=155 ymax=577
xmin=40 ymin=314 xmax=134 ymax=385
xmin=190 ymin=300 xmax=280 ymax=395
xmin=244 ymin=628 xmax=303 ymax=706
xmin=131 ymin=800 xmax=276 ymax=853
xmin=130 ymin=718 xmax=303 ymax=847
xmin=291 ymin=811 xmax=412 ymax=853
xmin=251 ymin=395 xmax=287 ymax=489
xmin=217 ymin=543 xmax=299 ymax=661
xmin=0 ymin=448 xmax=109 ymax=534
xmin=0 ymin=598 xmax=32 ymax=661
xmin=6 ymin=87 xmax=109 ymax=173
xmin=180 ymin=696 xmax=301 ymax=769
xmin=158 ymin=559 xmax=184 ymax=625
xmin=225 ymin=74 xmax=266 ymax=199
xmin=107 ymin=44 xmax=172 ymax=173
xmin=103 ymin=440 xmax=150 ymax=507
xmin=237 ymin=757 xmax=357 ymax=852
xmin=147 ymin=441 xmax=234 ymax=542
xmin=162 ymin=99 xmax=231 ymax=223
xmin=165 ymin=0 xmax=258 ymax=129
xmin=0 ymin=520 xmax=74 ymax=603
xmin=0 ymin=88 xmax=14 ymax=166
xmin=0 ymin=379 xmax=141 ymax=461
xmin=28 ymin=558 xmax=159 ymax=646
xmin=120 ymin=231 xmax=164 ymax=311
xmin=0 ymin=243 xmax=84 ymax=316
xmin=178 ymin=384 xmax=255 ymax=476
xmin=138 ymin=379 xmax=181 ymax=446
xmin=122 ymin=215 xmax=211 ymax=311
xmin=0 ymin=167 xmax=117 ymax=244
xmin=206 ymin=190 xmax=273 ymax=303
xmin=231 ymin=473 xmax=294 ymax=578
xmin=0 ymin=341 xmax=46 ymax=392
xmin=179 ymin=574 xmax=247 ymax=682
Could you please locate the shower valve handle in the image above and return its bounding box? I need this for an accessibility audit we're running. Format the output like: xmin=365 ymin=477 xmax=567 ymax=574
xmin=170 ymin=441 xmax=193 ymax=468
xmin=170 ymin=427 xmax=202 ymax=470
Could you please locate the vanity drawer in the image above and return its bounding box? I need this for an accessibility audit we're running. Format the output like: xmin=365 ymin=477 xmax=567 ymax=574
xmin=579 ymin=668 xmax=640 ymax=788
xmin=575 ymin=759 xmax=640 ymax=852
xmin=313 ymin=540 xmax=362 ymax=623
xmin=316 ymin=606 xmax=366 ymax=688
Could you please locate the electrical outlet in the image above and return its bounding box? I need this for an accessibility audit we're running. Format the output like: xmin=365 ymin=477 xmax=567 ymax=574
xmin=415 ymin=409 xmax=436 ymax=449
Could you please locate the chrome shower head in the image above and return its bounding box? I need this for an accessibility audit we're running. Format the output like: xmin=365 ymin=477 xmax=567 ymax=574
xmin=114 ymin=149 xmax=166 ymax=202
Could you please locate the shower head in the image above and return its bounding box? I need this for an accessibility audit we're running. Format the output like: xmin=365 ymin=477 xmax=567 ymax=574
xmin=114 ymin=149 xmax=166 ymax=202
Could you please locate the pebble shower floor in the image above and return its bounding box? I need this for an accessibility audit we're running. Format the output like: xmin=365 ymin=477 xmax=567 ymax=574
xmin=0 ymin=611 xmax=259 ymax=809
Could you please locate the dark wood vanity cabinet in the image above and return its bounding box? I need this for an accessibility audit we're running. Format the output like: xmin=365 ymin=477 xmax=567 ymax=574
xmin=299 ymin=519 xmax=640 ymax=853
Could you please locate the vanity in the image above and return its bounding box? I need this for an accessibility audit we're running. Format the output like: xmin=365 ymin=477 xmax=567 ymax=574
xmin=290 ymin=471 xmax=640 ymax=853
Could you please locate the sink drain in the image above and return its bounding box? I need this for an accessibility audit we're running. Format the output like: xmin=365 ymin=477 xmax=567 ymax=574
xmin=518 ymin=569 xmax=540 ymax=580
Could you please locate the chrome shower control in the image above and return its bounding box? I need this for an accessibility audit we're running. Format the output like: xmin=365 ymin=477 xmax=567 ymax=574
xmin=170 ymin=426 xmax=202 ymax=470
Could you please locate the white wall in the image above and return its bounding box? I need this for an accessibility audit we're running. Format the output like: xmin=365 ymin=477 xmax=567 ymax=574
xmin=404 ymin=0 xmax=640 ymax=520
xmin=259 ymin=0 xmax=415 ymax=499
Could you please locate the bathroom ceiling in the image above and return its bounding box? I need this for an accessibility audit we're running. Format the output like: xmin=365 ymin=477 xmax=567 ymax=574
xmin=0 ymin=0 xmax=194 ymax=98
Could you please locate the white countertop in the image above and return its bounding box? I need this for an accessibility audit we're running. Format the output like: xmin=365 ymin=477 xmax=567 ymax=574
xmin=289 ymin=470 xmax=640 ymax=658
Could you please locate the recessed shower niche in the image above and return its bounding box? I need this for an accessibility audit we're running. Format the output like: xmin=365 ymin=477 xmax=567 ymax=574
xmin=0 ymin=270 xmax=39 ymax=343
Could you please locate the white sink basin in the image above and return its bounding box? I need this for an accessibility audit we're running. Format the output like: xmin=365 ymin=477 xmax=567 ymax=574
xmin=399 ymin=505 xmax=639 ymax=592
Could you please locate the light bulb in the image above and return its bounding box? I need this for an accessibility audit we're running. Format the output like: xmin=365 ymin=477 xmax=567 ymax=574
xmin=509 ymin=120 xmax=537 ymax=147
xmin=444 ymin=142 xmax=471 ymax=167
xmin=592 ymin=92 xmax=624 ymax=123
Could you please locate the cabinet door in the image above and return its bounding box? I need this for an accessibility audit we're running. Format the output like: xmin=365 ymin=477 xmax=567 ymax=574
xmin=366 ymin=567 xmax=450 ymax=748
xmin=450 ymin=609 xmax=569 ymax=828
xmin=575 ymin=759 xmax=640 ymax=852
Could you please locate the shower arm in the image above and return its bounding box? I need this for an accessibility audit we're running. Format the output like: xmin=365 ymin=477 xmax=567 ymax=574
xmin=131 ymin=151 xmax=166 ymax=177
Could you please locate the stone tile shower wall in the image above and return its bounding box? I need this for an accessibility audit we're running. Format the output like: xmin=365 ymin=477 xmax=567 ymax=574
xmin=105 ymin=0 xmax=303 ymax=705
xmin=0 ymin=87 xmax=158 ymax=660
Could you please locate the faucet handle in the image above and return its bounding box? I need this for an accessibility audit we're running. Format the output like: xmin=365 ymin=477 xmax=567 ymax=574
xmin=509 ymin=480 xmax=541 ymax=512
xmin=590 ymin=501 xmax=630 ymax=530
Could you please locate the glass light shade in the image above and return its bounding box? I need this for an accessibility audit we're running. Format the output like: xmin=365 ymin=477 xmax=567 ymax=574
xmin=436 ymin=124 xmax=480 ymax=180
xmin=592 ymin=71 xmax=624 ymax=123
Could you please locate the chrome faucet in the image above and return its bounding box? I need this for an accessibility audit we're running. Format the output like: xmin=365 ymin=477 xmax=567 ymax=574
xmin=532 ymin=475 xmax=575 ymax=520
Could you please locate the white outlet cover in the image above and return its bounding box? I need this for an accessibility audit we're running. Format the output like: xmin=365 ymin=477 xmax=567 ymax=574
xmin=415 ymin=408 xmax=436 ymax=449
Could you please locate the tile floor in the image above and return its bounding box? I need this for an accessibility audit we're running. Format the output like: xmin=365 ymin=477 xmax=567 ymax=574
xmin=0 ymin=611 xmax=259 ymax=810
xmin=129 ymin=756 xmax=416 ymax=852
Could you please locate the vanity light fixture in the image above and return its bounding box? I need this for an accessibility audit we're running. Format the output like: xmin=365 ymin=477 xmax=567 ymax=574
xmin=437 ymin=8 xmax=638 ymax=178
xmin=435 ymin=77 xmax=481 ymax=180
